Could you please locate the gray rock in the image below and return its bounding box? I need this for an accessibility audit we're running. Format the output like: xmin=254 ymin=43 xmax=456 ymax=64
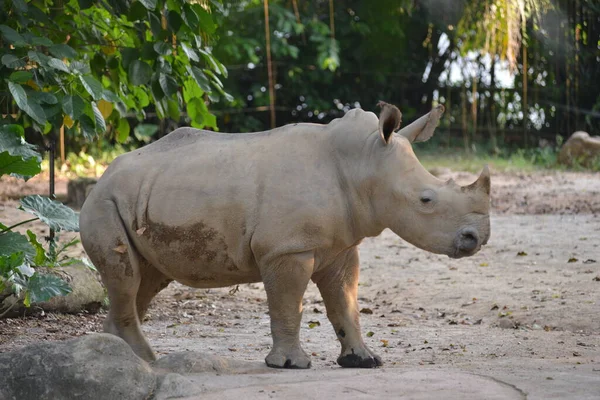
xmin=0 ymin=264 xmax=105 ymax=318
xmin=558 ymin=131 xmax=600 ymax=167
xmin=67 ymin=177 xmax=97 ymax=209
xmin=0 ymin=334 xmax=156 ymax=400
xmin=152 ymin=351 xmax=270 ymax=375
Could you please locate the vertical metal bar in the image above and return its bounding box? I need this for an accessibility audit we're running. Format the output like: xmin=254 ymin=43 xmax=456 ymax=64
xmin=49 ymin=132 xmax=56 ymax=241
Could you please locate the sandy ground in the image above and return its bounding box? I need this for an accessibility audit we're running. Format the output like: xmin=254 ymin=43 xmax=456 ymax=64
xmin=1 ymin=169 xmax=599 ymax=398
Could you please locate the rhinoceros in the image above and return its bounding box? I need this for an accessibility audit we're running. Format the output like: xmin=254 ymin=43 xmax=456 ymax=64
xmin=80 ymin=102 xmax=490 ymax=369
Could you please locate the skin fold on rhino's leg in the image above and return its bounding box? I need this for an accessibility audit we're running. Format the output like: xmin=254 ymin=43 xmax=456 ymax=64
xmin=260 ymin=251 xmax=314 ymax=369
xmin=312 ymin=247 xmax=382 ymax=368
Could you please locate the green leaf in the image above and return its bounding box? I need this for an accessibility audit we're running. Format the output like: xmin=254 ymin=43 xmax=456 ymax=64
xmin=139 ymin=0 xmax=157 ymax=11
xmin=12 ymin=0 xmax=28 ymax=13
xmin=0 ymin=231 xmax=35 ymax=258
xmin=134 ymin=123 xmax=158 ymax=139
xmin=159 ymin=73 xmax=179 ymax=97
xmin=26 ymin=230 xmax=47 ymax=266
xmin=0 ymin=25 xmax=26 ymax=46
xmin=79 ymin=115 xmax=96 ymax=139
xmin=9 ymin=71 xmax=33 ymax=84
xmin=187 ymin=97 xmax=207 ymax=125
xmin=0 ymin=252 xmax=26 ymax=278
xmin=26 ymin=101 xmax=47 ymax=125
xmin=166 ymin=98 xmax=180 ymax=121
xmin=182 ymin=4 xmax=199 ymax=32
xmin=49 ymin=44 xmax=77 ymax=59
xmin=167 ymin=10 xmax=183 ymax=33
xmin=154 ymin=42 xmax=172 ymax=56
xmin=19 ymin=195 xmax=80 ymax=232
xmin=116 ymin=118 xmax=130 ymax=143
xmin=181 ymin=42 xmax=199 ymax=62
xmin=29 ymin=91 xmax=58 ymax=105
xmin=203 ymin=112 xmax=217 ymax=129
xmin=183 ymin=78 xmax=203 ymax=102
xmin=8 ymin=81 xmax=27 ymax=109
xmin=8 ymin=82 xmax=47 ymax=125
xmin=26 ymin=272 xmax=72 ymax=304
xmin=91 ymin=102 xmax=107 ymax=133
xmin=195 ymin=5 xmax=216 ymax=34
xmin=70 ymin=60 xmax=91 ymax=75
xmin=48 ymin=57 xmax=70 ymax=73
xmin=121 ymin=48 xmax=140 ymax=69
xmin=25 ymin=34 xmax=53 ymax=47
xmin=2 ymin=54 xmax=26 ymax=68
xmin=187 ymin=65 xmax=212 ymax=92
xmin=0 ymin=150 xmax=41 ymax=180
xmin=62 ymin=95 xmax=86 ymax=119
xmin=148 ymin=11 xmax=163 ymax=37
xmin=79 ymin=75 xmax=104 ymax=100
xmin=128 ymin=1 xmax=148 ymax=21
xmin=129 ymin=60 xmax=152 ymax=86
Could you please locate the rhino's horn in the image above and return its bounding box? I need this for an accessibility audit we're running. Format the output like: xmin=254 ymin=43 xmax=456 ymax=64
xmin=464 ymin=165 xmax=491 ymax=195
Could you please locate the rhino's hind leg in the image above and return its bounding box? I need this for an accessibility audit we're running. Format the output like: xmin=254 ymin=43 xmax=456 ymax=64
xmin=312 ymin=247 xmax=382 ymax=368
xmin=136 ymin=261 xmax=173 ymax=324
xmin=261 ymin=252 xmax=314 ymax=369
xmin=81 ymin=201 xmax=156 ymax=362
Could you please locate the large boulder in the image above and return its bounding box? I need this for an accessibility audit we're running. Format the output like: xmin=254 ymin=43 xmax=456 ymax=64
xmin=0 ymin=334 xmax=156 ymax=400
xmin=0 ymin=264 xmax=105 ymax=318
xmin=558 ymin=131 xmax=600 ymax=167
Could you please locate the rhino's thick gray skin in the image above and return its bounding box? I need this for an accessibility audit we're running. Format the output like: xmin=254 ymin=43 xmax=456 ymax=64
xmin=80 ymin=103 xmax=490 ymax=369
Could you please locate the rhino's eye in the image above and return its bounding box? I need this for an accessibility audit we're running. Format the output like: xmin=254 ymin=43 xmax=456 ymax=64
xmin=419 ymin=189 xmax=436 ymax=206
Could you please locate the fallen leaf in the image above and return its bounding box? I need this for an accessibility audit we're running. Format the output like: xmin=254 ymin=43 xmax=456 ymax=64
xmin=517 ymin=251 xmax=528 ymax=256
xmin=381 ymin=339 xmax=389 ymax=347
xmin=313 ymin=307 xmax=322 ymax=314
xmin=113 ymin=244 xmax=127 ymax=254
xmin=367 ymin=331 xmax=375 ymax=337
xmin=308 ymin=321 xmax=320 ymax=329
xmin=490 ymin=304 xmax=499 ymax=310
xmin=568 ymin=257 xmax=578 ymax=263
xmin=136 ymin=227 xmax=146 ymax=235
xmin=228 ymin=348 xmax=237 ymax=352
xmin=479 ymin=262 xmax=489 ymax=267
xmin=583 ymin=259 xmax=597 ymax=264
xmin=593 ymin=276 xmax=600 ymax=282
xmin=360 ymin=308 xmax=373 ymax=314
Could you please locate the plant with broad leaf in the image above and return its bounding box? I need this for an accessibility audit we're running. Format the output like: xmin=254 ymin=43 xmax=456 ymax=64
xmin=0 ymin=125 xmax=84 ymax=316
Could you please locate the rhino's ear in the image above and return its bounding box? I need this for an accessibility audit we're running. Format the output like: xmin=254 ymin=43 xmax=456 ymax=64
xmin=377 ymin=101 xmax=402 ymax=144
xmin=399 ymin=105 xmax=445 ymax=143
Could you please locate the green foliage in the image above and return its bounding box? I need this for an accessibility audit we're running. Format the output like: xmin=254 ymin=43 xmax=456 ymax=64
xmin=19 ymin=195 xmax=80 ymax=233
xmin=0 ymin=124 xmax=42 ymax=180
xmin=0 ymin=0 xmax=228 ymax=144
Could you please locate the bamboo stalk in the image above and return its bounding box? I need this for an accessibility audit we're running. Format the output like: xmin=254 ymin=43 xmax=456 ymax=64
xmin=329 ymin=0 xmax=335 ymax=39
xmin=59 ymin=124 xmax=65 ymax=164
xmin=264 ymin=0 xmax=276 ymax=129
xmin=522 ymin=45 xmax=528 ymax=147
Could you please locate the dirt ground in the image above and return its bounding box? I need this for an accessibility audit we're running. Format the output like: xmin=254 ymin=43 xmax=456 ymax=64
xmin=1 ymin=169 xmax=599 ymax=395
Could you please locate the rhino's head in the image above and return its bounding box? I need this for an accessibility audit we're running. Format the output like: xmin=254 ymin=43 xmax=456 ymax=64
xmin=372 ymin=102 xmax=490 ymax=259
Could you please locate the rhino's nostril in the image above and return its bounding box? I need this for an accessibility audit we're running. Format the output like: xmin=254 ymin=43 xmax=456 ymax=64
xmin=459 ymin=228 xmax=479 ymax=252
xmin=462 ymin=232 xmax=477 ymax=242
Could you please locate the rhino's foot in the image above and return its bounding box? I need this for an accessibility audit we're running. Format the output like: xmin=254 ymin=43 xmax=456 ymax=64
xmin=265 ymin=346 xmax=312 ymax=369
xmin=337 ymin=347 xmax=383 ymax=368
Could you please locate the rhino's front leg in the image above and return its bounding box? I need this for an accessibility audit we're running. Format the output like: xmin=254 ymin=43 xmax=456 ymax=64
xmin=261 ymin=251 xmax=314 ymax=369
xmin=312 ymin=247 xmax=382 ymax=368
